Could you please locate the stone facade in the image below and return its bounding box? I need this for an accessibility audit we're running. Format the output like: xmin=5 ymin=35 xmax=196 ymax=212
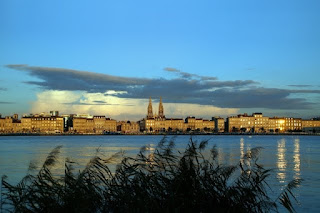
xmin=0 ymin=115 xmax=64 ymax=133
xmin=226 ymin=113 xmax=270 ymax=133
xmin=226 ymin=113 xmax=306 ymax=133
xmin=117 ymin=121 xmax=140 ymax=134
xmin=22 ymin=116 xmax=64 ymax=133
xmin=212 ymin=117 xmax=225 ymax=133
xmin=73 ymin=116 xmax=116 ymax=134
xmin=302 ymin=119 xmax=320 ymax=132
xmin=141 ymin=98 xmax=215 ymax=132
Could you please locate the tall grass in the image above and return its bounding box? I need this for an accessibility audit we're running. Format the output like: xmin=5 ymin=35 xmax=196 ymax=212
xmin=1 ymin=137 xmax=302 ymax=212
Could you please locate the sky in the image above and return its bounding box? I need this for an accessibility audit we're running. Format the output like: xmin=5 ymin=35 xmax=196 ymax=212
xmin=1 ymin=0 xmax=320 ymax=121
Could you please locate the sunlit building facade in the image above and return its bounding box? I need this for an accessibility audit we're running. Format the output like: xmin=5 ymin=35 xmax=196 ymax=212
xmin=212 ymin=117 xmax=225 ymax=133
xmin=141 ymin=98 xmax=215 ymax=132
xmin=21 ymin=115 xmax=64 ymax=133
xmin=117 ymin=121 xmax=140 ymax=134
xmin=73 ymin=116 xmax=116 ymax=134
xmin=0 ymin=115 xmax=22 ymax=133
xmin=302 ymin=119 xmax=320 ymax=132
xmin=0 ymin=108 xmax=319 ymax=134
xmin=226 ymin=113 xmax=269 ymax=133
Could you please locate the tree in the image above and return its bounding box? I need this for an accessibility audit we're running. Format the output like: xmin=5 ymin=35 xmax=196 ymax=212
xmin=240 ymin=127 xmax=247 ymax=133
xmin=232 ymin=127 xmax=239 ymax=132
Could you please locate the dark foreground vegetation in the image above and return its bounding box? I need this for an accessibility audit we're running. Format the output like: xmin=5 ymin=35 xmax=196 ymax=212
xmin=1 ymin=137 xmax=302 ymax=212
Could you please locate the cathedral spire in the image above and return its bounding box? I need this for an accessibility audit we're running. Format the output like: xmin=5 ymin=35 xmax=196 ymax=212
xmin=147 ymin=97 xmax=153 ymax=119
xmin=158 ymin=96 xmax=164 ymax=118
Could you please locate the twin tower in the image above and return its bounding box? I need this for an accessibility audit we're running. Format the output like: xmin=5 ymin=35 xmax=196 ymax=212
xmin=147 ymin=97 xmax=165 ymax=119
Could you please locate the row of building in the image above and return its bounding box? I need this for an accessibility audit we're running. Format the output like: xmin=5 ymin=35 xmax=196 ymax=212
xmin=0 ymin=112 xmax=139 ymax=134
xmin=1 ymin=98 xmax=320 ymax=134
xmin=224 ymin=113 xmax=320 ymax=133
xmin=139 ymin=98 xmax=320 ymax=133
xmin=139 ymin=97 xmax=215 ymax=132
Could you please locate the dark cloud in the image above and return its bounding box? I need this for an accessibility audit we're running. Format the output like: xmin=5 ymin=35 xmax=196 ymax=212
xmin=63 ymin=102 xmax=119 ymax=106
xmin=288 ymin=85 xmax=312 ymax=88
xmin=93 ymin=100 xmax=108 ymax=104
xmin=163 ymin=67 xmax=218 ymax=81
xmin=163 ymin=67 xmax=180 ymax=73
xmin=62 ymin=101 xmax=134 ymax=106
xmin=7 ymin=64 xmax=150 ymax=92
xmin=0 ymin=101 xmax=15 ymax=104
xmin=6 ymin=64 xmax=319 ymax=110
xmin=289 ymin=89 xmax=320 ymax=93
xmin=209 ymin=88 xmax=314 ymax=109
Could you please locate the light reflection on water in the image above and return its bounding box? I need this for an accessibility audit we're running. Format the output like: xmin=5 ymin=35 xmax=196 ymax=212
xmin=240 ymin=138 xmax=244 ymax=164
xmin=217 ymin=148 xmax=224 ymax=165
xmin=293 ymin=138 xmax=301 ymax=180
xmin=0 ymin=135 xmax=319 ymax=212
xmin=277 ymin=138 xmax=287 ymax=183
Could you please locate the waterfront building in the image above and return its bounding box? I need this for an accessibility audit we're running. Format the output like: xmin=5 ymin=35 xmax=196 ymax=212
xmin=226 ymin=114 xmax=304 ymax=133
xmin=226 ymin=116 xmax=241 ymax=132
xmin=72 ymin=117 xmax=94 ymax=133
xmin=142 ymin=97 xmax=166 ymax=132
xmin=1 ymin=109 xmax=319 ymax=134
xmin=203 ymin=119 xmax=215 ymax=131
xmin=147 ymin=97 xmax=153 ymax=119
xmin=284 ymin=117 xmax=302 ymax=132
xmin=268 ymin=117 xmax=285 ymax=132
xmin=164 ymin=118 xmax=185 ymax=132
xmin=0 ymin=116 xmax=5 ymax=132
xmin=226 ymin=113 xmax=269 ymax=133
xmin=212 ymin=117 xmax=225 ymax=133
xmin=73 ymin=116 xmax=116 ymax=134
xmin=302 ymin=119 xmax=320 ymax=132
xmin=117 ymin=121 xmax=140 ymax=134
xmin=184 ymin=117 xmax=214 ymax=131
xmin=268 ymin=117 xmax=302 ymax=132
xmin=141 ymin=98 xmax=215 ymax=132
xmin=0 ymin=115 xmax=22 ymax=133
xmin=21 ymin=115 xmax=64 ymax=133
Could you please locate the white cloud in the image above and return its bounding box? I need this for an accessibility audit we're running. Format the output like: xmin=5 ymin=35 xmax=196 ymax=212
xmin=31 ymin=90 xmax=239 ymax=121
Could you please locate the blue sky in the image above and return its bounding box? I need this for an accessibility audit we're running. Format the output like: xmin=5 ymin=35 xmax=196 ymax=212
xmin=1 ymin=0 xmax=320 ymax=120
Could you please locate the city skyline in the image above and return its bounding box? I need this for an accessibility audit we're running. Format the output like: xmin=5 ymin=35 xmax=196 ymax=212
xmin=1 ymin=1 xmax=320 ymax=120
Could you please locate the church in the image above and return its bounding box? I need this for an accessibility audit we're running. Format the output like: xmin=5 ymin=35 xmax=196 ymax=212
xmin=140 ymin=97 xmax=215 ymax=133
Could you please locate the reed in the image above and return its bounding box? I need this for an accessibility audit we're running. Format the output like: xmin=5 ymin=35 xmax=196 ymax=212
xmin=1 ymin=137 xmax=302 ymax=212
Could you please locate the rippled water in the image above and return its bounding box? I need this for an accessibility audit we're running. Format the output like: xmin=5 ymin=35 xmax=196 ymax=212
xmin=0 ymin=135 xmax=319 ymax=212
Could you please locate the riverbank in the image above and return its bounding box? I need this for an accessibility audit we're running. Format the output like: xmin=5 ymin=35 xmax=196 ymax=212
xmin=1 ymin=132 xmax=319 ymax=136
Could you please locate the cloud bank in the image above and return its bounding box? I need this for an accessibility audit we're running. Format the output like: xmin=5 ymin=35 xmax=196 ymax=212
xmin=30 ymin=90 xmax=237 ymax=120
xmin=6 ymin=64 xmax=320 ymax=110
xmin=0 ymin=101 xmax=15 ymax=104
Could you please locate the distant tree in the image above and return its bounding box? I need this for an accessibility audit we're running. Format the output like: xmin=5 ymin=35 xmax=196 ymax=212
xmin=232 ymin=127 xmax=239 ymax=132
xmin=240 ymin=128 xmax=247 ymax=133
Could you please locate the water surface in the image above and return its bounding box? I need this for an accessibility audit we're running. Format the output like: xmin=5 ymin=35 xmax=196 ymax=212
xmin=0 ymin=135 xmax=319 ymax=212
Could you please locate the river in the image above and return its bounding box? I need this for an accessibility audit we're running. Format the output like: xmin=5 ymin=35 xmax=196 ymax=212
xmin=0 ymin=135 xmax=319 ymax=212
